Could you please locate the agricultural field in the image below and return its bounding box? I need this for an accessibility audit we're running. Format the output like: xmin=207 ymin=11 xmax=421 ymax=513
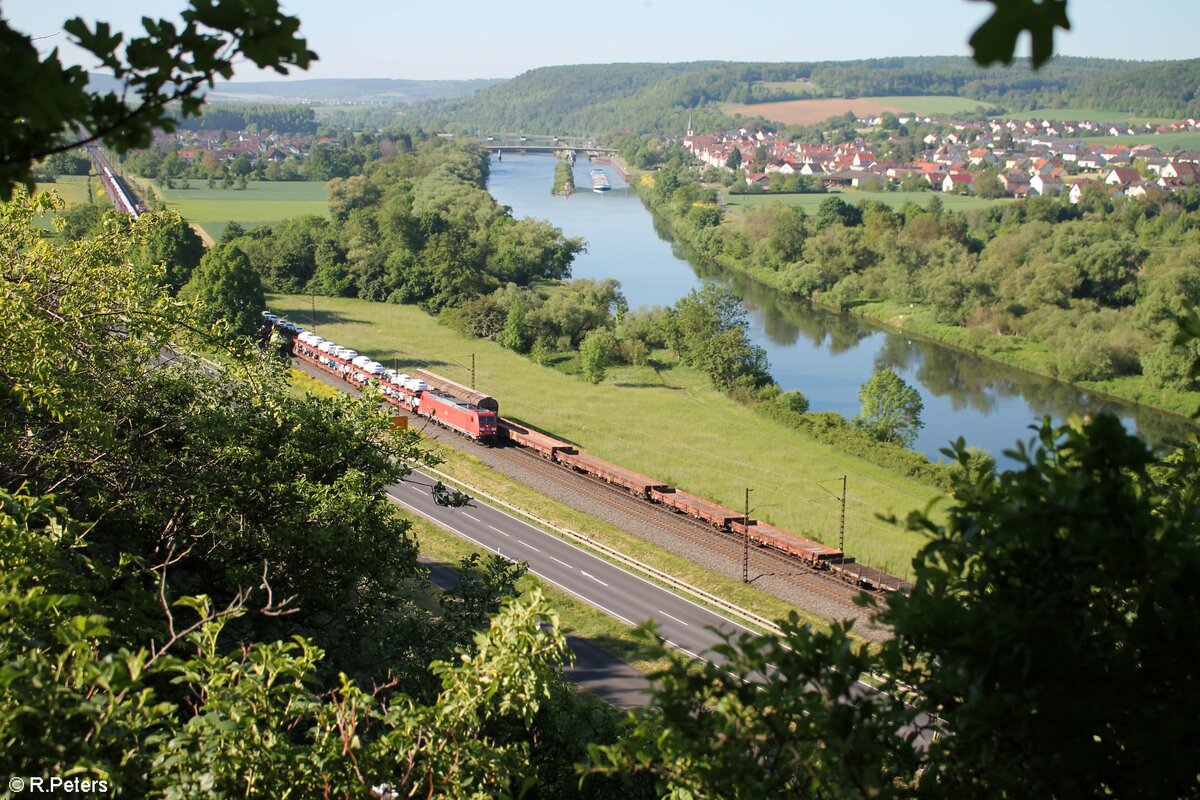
xmin=269 ymin=293 xmax=939 ymax=575
xmin=144 ymin=179 xmax=330 ymax=241
xmin=725 ymin=95 xmax=985 ymax=125
xmin=723 ymin=189 xmax=1010 ymax=214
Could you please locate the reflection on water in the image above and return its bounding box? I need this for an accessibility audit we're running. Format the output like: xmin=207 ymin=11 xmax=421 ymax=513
xmin=488 ymin=154 xmax=1198 ymax=467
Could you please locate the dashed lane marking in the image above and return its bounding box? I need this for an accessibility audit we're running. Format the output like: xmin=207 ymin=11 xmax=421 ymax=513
xmin=580 ymin=570 xmax=609 ymax=587
xmin=659 ymin=610 xmax=689 ymax=626
xmin=462 ymin=512 xmax=480 ymax=522
xmin=550 ymin=556 xmax=573 ymax=569
xmin=516 ymin=539 xmax=541 ymax=552
xmin=487 ymin=524 xmax=510 ymax=537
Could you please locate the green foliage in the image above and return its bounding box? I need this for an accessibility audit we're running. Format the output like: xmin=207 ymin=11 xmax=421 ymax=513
xmin=43 ymin=150 xmax=92 ymax=176
xmin=180 ymin=243 xmax=266 ymax=337
xmin=969 ymin=0 xmax=1071 ymax=68
xmin=853 ymin=368 xmax=924 ymax=447
xmin=662 ymin=284 xmax=772 ymax=392
xmin=882 ymin=419 xmax=1200 ymax=798
xmin=57 ymin=202 xmax=106 ymax=240
xmin=552 ymin=160 xmax=575 ymax=195
xmin=588 ymin=618 xmax=918 ymax=799
xmin=171 ymin=102 xmax=319 ymax=134
xmin=0 ymin=2 xmax=315 ymax=198
xmin=972 ymin=168 xmax=1004 ymax=199
xmin=134 ymin=211 xmax=206 ymax=292
xmin=579 ymin=328 xmax=617 ymax=384
xmin=0 ymin=193 xmax=620 ymax=797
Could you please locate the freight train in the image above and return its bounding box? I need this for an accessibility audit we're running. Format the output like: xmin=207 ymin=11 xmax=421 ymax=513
xmin=266 ymin=312 xmax=846 ymax=572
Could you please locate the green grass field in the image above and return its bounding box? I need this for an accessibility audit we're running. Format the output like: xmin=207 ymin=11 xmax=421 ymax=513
xmin=31 ymin=175 xmax=101 ymax=231
xmin=1081 ymin=130 xmax=1200 ymax=150
xmin=724 ymin=190 xmax=1009 ymax=214
xmin=271 ymin=293 xmax=938 ymax=575
xmin=146 ymin=179 xmax=330 ymax=241
xmin=1018 ymin=108 xmax=1175 ymax=125
xmin=865 ymin=95 xmax=990 ymax=116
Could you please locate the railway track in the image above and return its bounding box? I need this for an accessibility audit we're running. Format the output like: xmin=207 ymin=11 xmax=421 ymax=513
xmin=286 ymin=354 xmax=886 ymax=631
xmin=457 ymin=435 xmax=872 ymax=613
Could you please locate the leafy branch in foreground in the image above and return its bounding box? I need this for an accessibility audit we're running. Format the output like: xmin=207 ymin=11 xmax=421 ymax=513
xmin=1 ymin=1 xmax=316 ymax=197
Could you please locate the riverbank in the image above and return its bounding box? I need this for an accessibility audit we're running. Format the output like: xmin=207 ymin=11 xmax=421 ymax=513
xmin=628 ymin=175 xmax=1200 ymax=427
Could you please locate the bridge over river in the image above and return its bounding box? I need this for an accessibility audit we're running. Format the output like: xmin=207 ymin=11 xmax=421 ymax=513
xmin=476 ymin=133 xmax=616 ymax=156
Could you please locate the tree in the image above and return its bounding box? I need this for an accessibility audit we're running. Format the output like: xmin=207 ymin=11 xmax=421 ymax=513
xmin=578 ymin=328 xmax=616 ymax=384
xmin=816 ymin=195 xmax=863 ymax=228
xmin=662 ymin=285 xmax=772 ymax=392
xmin=488 ymin=217 xmax=585 ymax=285
xmin=57 ymin=202 xmax=106 ymax=240
xmin=972 ymin=168 xmax=1004 ymax=199
xmin=327 ymin=174 xmax=381 ymax=222
xmin=882 ymin=420 xmax=1200 ymax=798
xmin=0 ymin=3 xmax=315 ymax=197
xmin=588 ymin=619 xmax=918 ymax=799
xmin=725 ymin=148 xmax=743 ymax=171
xmin=135 ymin=212 xmax=206 ymax=293
xmin=181 ymin=243 xmax=265 ymax=337
xmin=853 ymin=368 xmax=924 ymax=446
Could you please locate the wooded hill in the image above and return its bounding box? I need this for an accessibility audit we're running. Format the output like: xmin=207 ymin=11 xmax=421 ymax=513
xmin=398 ymin=57 xmax=1200 ymax=137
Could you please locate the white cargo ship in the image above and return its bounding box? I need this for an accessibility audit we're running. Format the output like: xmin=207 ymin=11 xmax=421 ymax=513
xmin=590 ymin=168 xmax=611 ymax=192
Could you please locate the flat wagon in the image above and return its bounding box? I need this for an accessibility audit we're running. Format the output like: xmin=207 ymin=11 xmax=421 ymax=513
xmin=500 ymin=419 xmax=576 ymax=459
xmin=649 ymin=488 xmax=750 ymax=529
xmin=730 ymin=520 xmax=842 ymax=566
xmin=555 ymin=450 xmax=670 ymax=498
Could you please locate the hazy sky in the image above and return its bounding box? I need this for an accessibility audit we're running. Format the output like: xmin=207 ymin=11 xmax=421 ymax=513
xmin=7 ymin=0 xmax=1199 ymax=82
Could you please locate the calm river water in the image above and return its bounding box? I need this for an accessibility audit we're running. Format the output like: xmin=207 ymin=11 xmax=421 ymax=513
xmin=487 ymin=154 xmax=1195 ymax=467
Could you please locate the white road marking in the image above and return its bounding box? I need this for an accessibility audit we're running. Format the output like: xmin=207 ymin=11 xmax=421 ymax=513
xmin=516 ymin=539 xmax=541 ymax=552
xmin=414 ymin=469 xmax=763 ymax=636
xmin=580 ymin=570 xmax=608 ymax=587
xmin=385 ymin=489 xmax=711 ymax=661
xmin=550 ymin=556 xmax=573 ymax=569
xmin=659 ymin=610 xmax=689 ymax=626
xmin=487 ymin=524 xmax=510 ymax=537
xmin=462 ymin=512 xmax=480 ymax=522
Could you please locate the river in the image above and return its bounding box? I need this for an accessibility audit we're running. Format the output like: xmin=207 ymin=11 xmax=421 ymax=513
xmin=487 ymin=153 xmax=1195 ymax=467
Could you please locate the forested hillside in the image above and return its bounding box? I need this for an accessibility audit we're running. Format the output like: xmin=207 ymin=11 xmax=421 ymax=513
xmin=1065 ymin=58 xmax=1200 ymax=119
xmin=399 ymin=57 xmax=1192 ymax=137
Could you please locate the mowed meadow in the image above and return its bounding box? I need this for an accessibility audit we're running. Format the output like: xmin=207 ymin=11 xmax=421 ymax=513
xmin=270 ymin=293 xmax=939 ymax=574
xmin=723 ymin=189 xmax=1011 ymax=214
xmin=724 ymin=95 xmax=985 ymax=125
xmin=144 ymin=179 xmax=330 ymax=241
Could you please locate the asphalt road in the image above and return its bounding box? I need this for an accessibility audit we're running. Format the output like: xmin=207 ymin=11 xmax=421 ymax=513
xmin=393 ymin=470 xmax=763 ymax=703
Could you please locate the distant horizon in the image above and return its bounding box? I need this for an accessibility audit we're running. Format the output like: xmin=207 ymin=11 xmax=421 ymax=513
xmin=11 ymin=0 xmax=1200 ymax=83
xmin=94 ymin=53 xmax=1194 ymax=88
